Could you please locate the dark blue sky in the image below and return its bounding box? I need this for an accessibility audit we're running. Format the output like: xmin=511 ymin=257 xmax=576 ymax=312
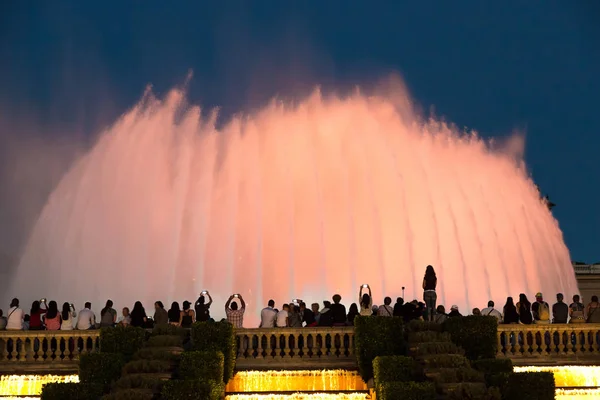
xmin=1 ymin=2 xmax=599 ymax=262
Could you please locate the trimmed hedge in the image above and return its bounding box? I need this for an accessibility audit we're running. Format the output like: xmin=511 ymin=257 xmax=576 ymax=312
xmin=41 ymin=382 xmax=102 ymax=400
xmin=378 ymin=381 xmax=436 ymax=400
xmin=122 ymin=359 xmax=173 ymax=375
xmin=444 ymin=316 xmax=498 ymax=360
xmin=161 ymin=379 xmax=225 ymax=400
xmin=413 ymin=341 xmax=463 ymax=356
xmin=504 ymin=372 xmax=555 ymax=400
xmin=407 ymin=319 xmax=444 ymax=332
xmin=100 ymin=326 xmax=146 ymax=360
xmin=101 ymin=388 xmax=154 ymax=400
xmin=421 ymin=354 xmax=469 ymax=369
xmin=373 ymin=355 xmax=421 ymax=384
xmin=409 ymin=331 xmax=451 ymax=343
xmin=113 ymin=374 xmax=165 ymax=393
xmin=79 ymin=352 xmax=125 ymax=393
xmin=178 ymin=351 xmax=224 ymax=382
xmin=446 ymin=382 xmax=501 ymax=400
xmin=472 ymin=358 xmax=513 ymax=393
xmin=151 ymin=324 xmax=189 ymax=338
xmin=433 ymin=367 xmax=484 ymax=384
xmin=132 ymin=347 xmax=181 ymax=362
xmin=191 ymin=320 xmax=236 ymax=383
xmin=354 ymin=316 xmax=406 ymax=381
xmin=146 ymin=335 xmax=183 ymax=348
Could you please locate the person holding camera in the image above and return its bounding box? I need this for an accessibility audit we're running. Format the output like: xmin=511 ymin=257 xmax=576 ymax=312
xmin=29 ymin=299 xmax=48 ymax=330
xmin=195 ymin=290 xmax=213 ymax=322
xmin=225 ymin=294 xmax=245 ymax=328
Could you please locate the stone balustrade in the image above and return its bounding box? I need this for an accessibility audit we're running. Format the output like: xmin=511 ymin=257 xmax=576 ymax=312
xmin=497 ymin=323 xmax=600 ymax=365
xmin=2 ymin=323 xmax=600 ymax=373
xmin=234 ymin=327 xmax=356 ymax=369
xmin=0 ymin=330 xmax=100 ymax=373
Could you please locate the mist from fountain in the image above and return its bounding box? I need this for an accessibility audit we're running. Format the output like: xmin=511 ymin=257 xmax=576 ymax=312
xmin=7 ymin=85 xmax=578 ymax=326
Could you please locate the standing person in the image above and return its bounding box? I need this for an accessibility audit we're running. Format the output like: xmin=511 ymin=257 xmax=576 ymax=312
xmin=359 ymin=285 xmax=373 ymax=316
xmin=60 ymin=303 xmax=77 ymax=330
xmin=259 ymin=300 xmax=277 ymax=328
xmin=100 ymin=300 xmax=117 ymax=328
xmin=377 ymin=297 xmax=394 ymax=317
xmin=330 ymin=294 xmax=347 ymax=326
xmin=276 ymin=304 xmax=290 ymax=327
xmin=516 ymin=294 xmax=533 ymax=325
xmin=586 ymin=296 xmax=600 ymax=323
xmin=180 ymin=301 xmax=195 ymax=328
xmin=168 ymin=302 xmax=181 ymax=326
xmin=423 ymin=265 xmax=437 ymax=322
xmin=44 ymin=301 xmax=61 ymax=331
xmin=532 ymin=293 xmax=551 ymax=324
xmin=76 ymin=302 xmax=96 ymax=330
xmin=569 ymin=295 xmax=586 ymax=323
xmin=503 ymin=297 xmax=519 ymax=324
xmin=552 ymin=293 xmax=569 ymax=324
xmin=29 ymin=300 xmax=47 ymax=330
xmin=130 ymin=301 xmax=147 ymax=328
xmin=195 ymin=291 xmax=213 ymax=322
xmin=481 ymin=301 xmax=503 ymax=322
xmin=154 ymin=301 xmax=168 ymax=325
xmin=225 ymin=294 xmax=246 ymax=328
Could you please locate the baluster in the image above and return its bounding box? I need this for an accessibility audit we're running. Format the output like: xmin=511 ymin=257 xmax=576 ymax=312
xmin=0 ymin=337 xmax=8 ymax=361
xmin=592 ymin=328 xmax=599 ymax=353
xmin=283 ymin=333 xmax=291 ymax=358
xmin=497 ymin=331 xmax=503 ymax=357
xmin=347 ymin=332 xmax=354 ymax=357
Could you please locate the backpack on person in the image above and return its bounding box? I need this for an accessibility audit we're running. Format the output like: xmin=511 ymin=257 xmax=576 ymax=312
xmin=538 ymin=302 xmax=550 ymax=321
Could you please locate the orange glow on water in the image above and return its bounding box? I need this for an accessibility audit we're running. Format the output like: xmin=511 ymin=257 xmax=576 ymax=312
xmin=0 ymin=375 xmax=78 ymax=396
xmin=225 ymin=395 xmax=369 ymax=400
xmin=226 ymin=370 xmax=367 ymax=392
xmin=515 ymin=366 xmax=600 ymax=388
xmin=9 ymin=85 xmax=577 ymax=326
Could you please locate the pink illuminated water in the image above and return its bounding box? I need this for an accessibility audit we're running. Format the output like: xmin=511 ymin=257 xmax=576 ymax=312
xmin=10 ymin=87 xmax=578 ymax=326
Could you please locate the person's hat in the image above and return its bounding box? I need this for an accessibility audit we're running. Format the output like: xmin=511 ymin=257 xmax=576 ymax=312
xmin=451 ymin=305 xmax=458 ymax=311
xmin=535 ymin=292 xmax=543 ymax=298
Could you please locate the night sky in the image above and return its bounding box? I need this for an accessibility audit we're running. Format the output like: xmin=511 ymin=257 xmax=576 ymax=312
xmin=0 ymin=2 xmax=598 ymax=264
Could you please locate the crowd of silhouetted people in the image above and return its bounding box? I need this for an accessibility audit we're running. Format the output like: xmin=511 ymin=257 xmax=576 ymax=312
xmin=2 ymin=265 xmax=600 ymax=331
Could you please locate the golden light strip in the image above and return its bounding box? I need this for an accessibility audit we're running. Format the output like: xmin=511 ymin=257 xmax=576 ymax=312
xmin=0 ymin=375 xmax=78 ymax=396
xmin=556 ymin=389 xmax=600 ymax=399
xmin=225 ymin=394 xmax=369 ymax=400
xmin=514 ymin=366 xmax=600 ymax=388
xmin=226 ymin=370 xmax=368 ymax=392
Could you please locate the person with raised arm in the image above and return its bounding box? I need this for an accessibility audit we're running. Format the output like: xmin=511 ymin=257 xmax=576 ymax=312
xmin=359 ymin=284 xmax=373 ymax=316
xmin=225 ymin=294 xmax=246 ymax=328
xmin=195 ymin=290 xmax=213 ymax=322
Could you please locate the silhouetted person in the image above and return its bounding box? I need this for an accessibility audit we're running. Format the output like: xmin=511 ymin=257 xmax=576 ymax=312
xmin=448 ymin=305 xmax=462 ymax=318
xmin=300 ymin=302 xmax=316 ymax=327
xmin=154 ymin=301 xmax=168 ymax=325
xmin=347 ymin=303 xmax=359 ymax=325
xmin=318 ymin=301 xmax=333 ymax=326
xmin=423 ymin=265 xmax=437 ymax=322
xmin=330 ymin=294 xmax=347 ymax=325
xmin=180 ymin=301 xmax=195 ymax=328
xmin=168 ymin=302 xmax=181 ymax=326
xmin=552 ymin=293 xmax=569 ymax=324
xmin=130 ymin=301 xmax=147 ymax=328
xmin=195 ymin=291 xmax=213 ymax=322
xmin=503 ymin=297 xmax=519 ymax=324
xmin=260 ymin=300 xmax=277 ymax=328
xmin=517 ymin=294 xmax=533 ymax=325
xmin=100 ymin=300 xmax=117 ymax=328
xmin=569 ymin=295 xmax=585 ymax=323
xmin=433 ymin=305 xmax=447 ymax=323
xmin=393 ymin=297 xmax=404 ymax=318
xmin=377 ymin=297 xmax=393 ymax=316
xmin=225 ymin=294 xmax=246 ymax=328
xmin=359 ymin=285 xmax=373 ymax=316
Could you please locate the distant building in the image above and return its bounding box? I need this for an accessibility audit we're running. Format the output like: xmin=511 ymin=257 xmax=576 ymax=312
xmin=574 ymin=262 xmax=600 ymax=303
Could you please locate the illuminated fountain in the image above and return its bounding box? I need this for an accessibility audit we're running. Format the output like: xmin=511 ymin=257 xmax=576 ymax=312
xmin=515 ymin=366 xmax=600 ymax=399
xmin=225 ymin=394 xmax=369 ymax=400
xmin=226 ymin=370 xmax=367 ymax=392
xmin=7 ymin=84 xmax=578 ymax=325
xmin=0 ymin=375 xmax=78 ymax=397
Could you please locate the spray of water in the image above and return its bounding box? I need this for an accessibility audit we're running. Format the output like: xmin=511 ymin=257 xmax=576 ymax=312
xmin=8 ymin=85 xmax=578 ymax=326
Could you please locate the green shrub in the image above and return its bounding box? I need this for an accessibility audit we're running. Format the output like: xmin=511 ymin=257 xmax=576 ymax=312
xmin=444 ymin=316 xmax=498 ymax=360
xmin=79 ymin=352 xmax=125 ymax=393
xmin=373 ymin=355 xmax=421 ymax=384
xmin=472 ymin=358 xmax=513 ymax=392
xmin=409 ymin=331 xmax=451 ymax=343
xmin=434 ymin=367 xmax=484 ymax=384
xmin=191 ymin=320 xmax=236 ymax=383
xmin=413 ymin=341 xmax=463 ymax=356
xmin=378 ymin=381 xmax=436 ymax=400
xmin=407 ymin=319 xmax=444 ymax=332
xmin=41 ymin=382 xmax=102 ymax=400
xmin=354 ymin=316 xmax=406 ymax=381
xmin=161 ymin=379 xmax=224 ymax=400
xmin=178 ymin=351 xmax=224 ymax=382
xmin=101 ymin=388 xmax=154 ymax=400
xmin=504 ymin=372 xmax=555 ymax=400
xmin=422 ymin=354 xmax=469 ymax=369
xmin=132 ymin=348 xmax=181 ymax=362
xmin=101 ymin=326 xmax=146 ymax=360
xmin=445 ymin=382 xmax=489 ymax=399
xmin=151 ymin=324 xmax=189 ymax=338
xmin=113 ymin=374 xmax=165 ymax=393
xmin=146 ymin=334 xmax=183 ymax=348
xmin=122 ymin=359 xmax=173 ymax=375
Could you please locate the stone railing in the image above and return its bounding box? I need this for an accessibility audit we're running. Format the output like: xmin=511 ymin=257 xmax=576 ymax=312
xmin=234 ymin=327 xmax=356 ymax=369
xmin=0 ymin=330 xmax=100 ymax=373
xmin=497 ymin=323 xmax=600 ymax=364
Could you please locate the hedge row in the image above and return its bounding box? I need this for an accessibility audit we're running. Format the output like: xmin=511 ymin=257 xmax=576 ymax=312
xmin=190 ymin=320 xmax=236 ymax=383
xmin=443 ymin=316 xmax=498 ymax=360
